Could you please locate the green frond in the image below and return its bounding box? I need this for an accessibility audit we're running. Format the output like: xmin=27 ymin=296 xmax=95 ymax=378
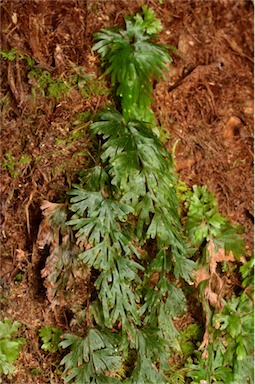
xmin=128 ymin=5 xmax=163 ymax=36
xmin=38 ymin=4 xmax=251 ymax=383
xmin=96 ymin=267 xmax=141 ymax=327
xmin=80 ymin=165 xmax=111 ymax=192
xmin=60 ymin=328 xmax=122 ymax=383
xmin=184 ymin=185 xmax=245 ymax=259
xmin=140 ymin=277 xmax=186 ymax=325
xmin=93 ymin=7 xmax=172 ymax=123
xmin=88 ymin=110 xmax=194 ymax=286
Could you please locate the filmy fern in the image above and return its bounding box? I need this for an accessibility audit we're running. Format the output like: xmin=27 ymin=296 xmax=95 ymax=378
xmin=37 ymin=6 xmax=252 ymax=384
xmin=59 ymin=10 xmax=190 ymax=379
xmin=67 ymin=109 xmax=194 ymax=333
xmin=93 ymin=6 xmax=173 ymax=125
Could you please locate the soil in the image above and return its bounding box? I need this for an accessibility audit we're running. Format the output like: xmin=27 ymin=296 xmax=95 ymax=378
xmin=0 ymin=1 xmax=253 ymax=383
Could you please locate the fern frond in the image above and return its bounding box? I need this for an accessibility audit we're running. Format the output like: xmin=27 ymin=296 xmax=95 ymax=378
xmin=93 ymin=7 xmax=172 ymax=123
xmin=139 ymin=276 xmax=186 ymax=336
xmin=128 ymin=5 xmax=163 ymax=36
xmin=184 ymin=185 xmax=245 ymax=259
xmin=89 ymin=110 xmax=194 ymax=280
xmin=80 ymin=165 xmax=111 ymax=192
xmin=60 ymin=328 xmax=122 ymax=383
xmin=96 ymin=266 xmax=141 ymax=328
xmin=125 ymin=326 xmax=170 ymax=383
xmin=67 ymin=168 xmax=144 ymax=328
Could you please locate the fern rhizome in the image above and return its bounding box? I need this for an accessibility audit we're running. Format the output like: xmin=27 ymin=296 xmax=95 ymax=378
xmin=38 ymin=7 xmax=251 ymax=384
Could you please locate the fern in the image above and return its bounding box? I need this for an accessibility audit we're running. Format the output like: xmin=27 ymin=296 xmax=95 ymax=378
xmin=39 ymin=326 xmax=63 ymax=353
xmin=67 ymin=110 xmax=194 ymax=329
xmin=117 ymin=326 xmax=171 ymax=384
xmin=180 ymin=183 xmax=253 ymax=383
xmin=44 ymin=8 xmax=194 ymax=382
xmin=89 ymin=109 xmax=189 ymax=258
xmin=61 ymin=107 xmax=197 ymax=381
xmin=0 ymin=319 xmax=26 ymax=381
xmin=67 ymin=177 xmax=143 ymax=329
xmin=183 ymin=185 xmax=246 ymax=259
xmin=60 ymin=328 xmax=122 ymax=383
xmin=38 ymin=6 xmax=252 ymax=383
xmin=93 ymin=6 xmax=173 ymax=124
xmin=187 ymin=287 xmax=254 ymax=383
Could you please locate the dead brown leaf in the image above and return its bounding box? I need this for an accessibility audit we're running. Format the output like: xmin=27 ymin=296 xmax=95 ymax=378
xmin=36 ymin=201 xmax=65 ymax=249
xmin=194 ymin=266 xmax=210 ymax=287
xmin=207 ymin=238 xmax=235 ymax=275
xmin=195 ymin=238 xmax=237 ymax=312
xmin=204 ymin=285 xmax=224 ymax=309
xmin=197 ymin=238 xmax=236 ymax=357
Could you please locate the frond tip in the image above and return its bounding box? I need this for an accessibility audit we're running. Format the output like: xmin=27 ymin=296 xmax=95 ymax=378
xmin=93 ymin=6 xmax=173 ymax=124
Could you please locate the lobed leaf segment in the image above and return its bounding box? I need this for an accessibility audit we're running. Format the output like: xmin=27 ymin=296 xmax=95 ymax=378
xmin=186 ymin=282 xmax=254 ymax=384
xmin=39 ymin=326 xmax=63 ymax=353
xmin=182 ymin=184 xmax=245 ymax=259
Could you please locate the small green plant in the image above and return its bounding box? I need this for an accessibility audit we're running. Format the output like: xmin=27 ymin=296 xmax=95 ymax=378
xmin=93 ymin=5 xmax=174 ymax=125
xmin=0 ymin=318 xmax=26 ymax=382
xmin=27 ymin=66 xmax=110 ymax=102
xmin=28 ymin=68 xmax=72 ymax=100
xmin=179 ymin=183 xmax=253 ymax=384
xmin=179 ymin=323 xmax=203 ymax=360
xmin=71 ymin=65 xmax=110 ymax=99
xmin=0 ymin=48 xmax=17 ymax=61
xmin=186 ymin=283 xmax=254 ymax=384
xmin=0 ymin=48 xmax=35 ymax=66
xmin=1 ymin=151 xmax=31 ymax=178
xmin=14 ymin=271 xmax=23 ymax=284
xmin=181 ymin=184 xmax=245 ymax=258
xmin=1 ymin=48 xmax=110 ymax=103
xmin=39 ymin=326 xmax=63 ymax=353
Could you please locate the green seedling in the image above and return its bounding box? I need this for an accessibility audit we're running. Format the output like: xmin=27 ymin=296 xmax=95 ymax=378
xmin=28 ymin=69 xmax=71 ymax=100
xmin=39 ymin=326 xmax=63 ymax=353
